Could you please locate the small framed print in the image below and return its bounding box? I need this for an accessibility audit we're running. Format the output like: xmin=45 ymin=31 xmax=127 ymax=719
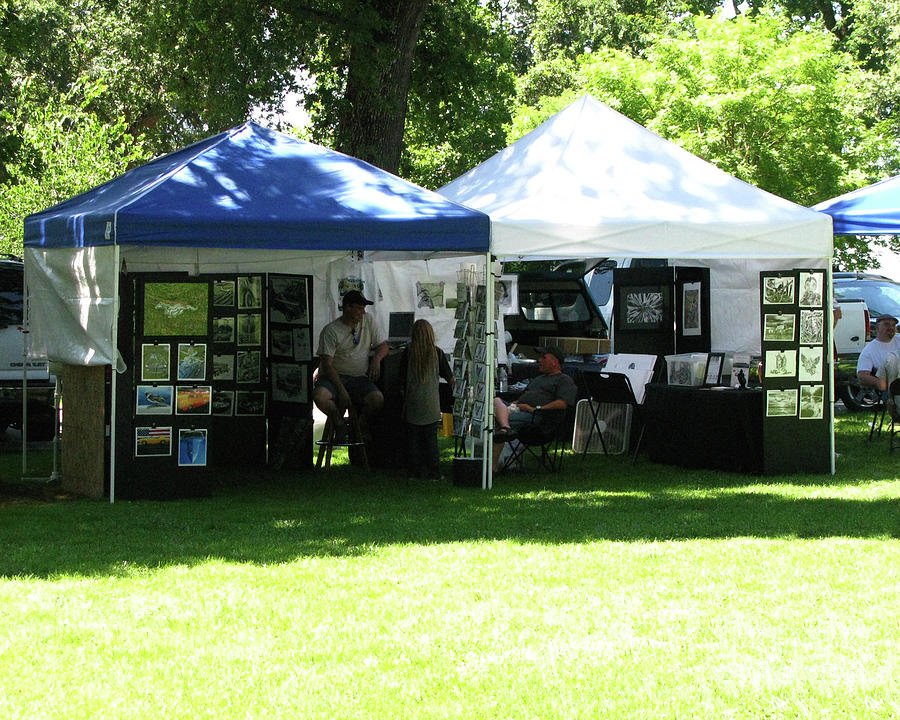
xmin=237 ymin=313 xmax=262 ymax=346
xmin=474 ymin=363 xmax=487 ymax=382
xmin=763 ymin=275 xmax=795 ymax=305
xmin=475 ymin=322 xmax=486 ymax=342
xmin=798 ymin=346 xmax=823 ymax=382
xmin=235 ymin=391 xmax=266 ymax=416
xmin=213 ymin=280 xmax=235 ymax=307
xmin=269 ymin=276 xmax=309 ymax=324
xmin=452 ymin=358 xmax=465 ymax=381
xmin=454 ymin=319 xmax=469 ymax=339
xmin=799 ymin=384 xmax=825 ymax=419
xmin=236 ymin=350 xmax=261 ymax=383
xmin=453 ymin=379 xmax=467 ymax=399
xmin=135 ymin=426 xmax=172 ymax=457
xmin=177 ymin=343 xmax=207 ymax=381
xmin=135 ymin=385 xmax=173 ymax=415
xmin=799 ymin=309 xmax=824 ymax=345
xmin=271 ymin=328 xmax=293 ymax=357
xmin=292 ymin=328 xmax=311 ymax=362
xmin=453 ymin=397 xmax=466 ymax=416
xmin=212 ymin=353 xmax=234 ymax=381
xmin=272 ymin=362 xmax=308 ymax=403
xmin=141 ymin=344 xmax=170 ymax=382
xmin=798 ymin=272 xmax=823 ymax=307
xmin=213 ymin=317 xmax=235 ymax=343
xmin=474 ymin=342 xmax=486 ymax=363
xmin=176 ymin=386 xmax=212 ymax=415
xmin=237 ymin=275 xmax=263 ymax=309
xmin=454 ymin=301 xmax=469 ymax=320
xmin=764 ymin=349 xmax=797 ymax=379
xmin=704 ymin=353 xmax=725 ymax=386
xmin=619 ymin=285 xmax=667 ymax=330
xmin=178 ymin=428 xmax=208 ymax=466
xmin=212 ymin=389 xmax=234 ymax=416
xmin=766 ymin=388 xmax=798 ymax=417
xmin=472 ymin=399 xmax=485 ymax=422
xmin=763 ymin=313 xmax=795 ymax=343
xmin=454 ymin=338 xmax=468 ymax=359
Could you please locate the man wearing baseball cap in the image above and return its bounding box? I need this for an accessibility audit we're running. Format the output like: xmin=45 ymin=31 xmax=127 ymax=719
xmin=857 ymin=313 xmax=900 ymax=392
xmin=314 ymin=290 xmax=389 ymax=443
xmin=492 ymin=346 xmax=577 ymax=469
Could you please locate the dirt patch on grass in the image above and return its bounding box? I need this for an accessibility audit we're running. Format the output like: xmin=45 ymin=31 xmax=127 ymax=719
xmin=0 ymin=482 xmax=79 ymax=506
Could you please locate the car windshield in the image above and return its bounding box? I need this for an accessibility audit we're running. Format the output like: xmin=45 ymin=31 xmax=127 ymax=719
xmin=834 ymin=280 xmax=900 ymax=318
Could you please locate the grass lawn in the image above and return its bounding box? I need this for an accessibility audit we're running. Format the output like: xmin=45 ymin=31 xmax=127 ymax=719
xmin=0 ymin=411 xmax=898 ymax=719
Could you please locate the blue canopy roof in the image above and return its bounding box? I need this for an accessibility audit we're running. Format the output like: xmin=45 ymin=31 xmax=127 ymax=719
xmin=813 ymin=175 xmax=900 ymax=235
xmin=24 ymin=122 xmax=490 ymax=252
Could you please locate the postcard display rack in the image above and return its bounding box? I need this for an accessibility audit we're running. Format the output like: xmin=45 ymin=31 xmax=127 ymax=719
xmin=759 ymin=270 xmax=831 ymax=474
xmin=114 ymin=272 xmax=314 ymax=499
xmin=451 ymin=271 xmax=491 ymax=461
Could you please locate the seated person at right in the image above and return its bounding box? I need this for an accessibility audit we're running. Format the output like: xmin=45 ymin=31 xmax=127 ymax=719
xmin=856 ymin=313 xmax=900 ymax=394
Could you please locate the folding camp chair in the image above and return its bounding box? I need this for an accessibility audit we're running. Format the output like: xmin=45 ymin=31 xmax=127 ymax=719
xmin=499 ymin=407 xmax=573 ymax=473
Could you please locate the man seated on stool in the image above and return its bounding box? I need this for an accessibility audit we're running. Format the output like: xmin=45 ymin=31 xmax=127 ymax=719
xmin=313 ymin=290 xmax=389 ymax=444
xmin=492 ymin=346 xmax=577 ymax=469
xmin=857 ymin=314 xmax=900 ymax=394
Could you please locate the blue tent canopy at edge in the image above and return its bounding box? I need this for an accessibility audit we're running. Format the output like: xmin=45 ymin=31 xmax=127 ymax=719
xmin=813 ymin=174 xmax=900 ymax=235
xmin=24 ymin=122 xmax=491 ymax=253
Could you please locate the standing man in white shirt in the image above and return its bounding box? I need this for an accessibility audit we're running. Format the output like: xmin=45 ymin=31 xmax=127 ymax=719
xmin=856 ymin=314 xmax=900 ymax=392
xmin=314 ymin=290 xmax=389 ymax=443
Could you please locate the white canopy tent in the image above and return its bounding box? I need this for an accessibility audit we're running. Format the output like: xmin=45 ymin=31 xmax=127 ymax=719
xmin=439 ymin=95 xmax=835 ymax=472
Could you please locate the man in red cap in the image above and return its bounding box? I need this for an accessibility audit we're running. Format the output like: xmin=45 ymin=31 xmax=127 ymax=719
xmin=314 ymin=290 xmax=389 ymax=443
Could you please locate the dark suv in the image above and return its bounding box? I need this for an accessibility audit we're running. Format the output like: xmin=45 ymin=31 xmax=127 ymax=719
xmin=0 ymin=255 xmax=56 ymax=439
xmin=833 ymin=271 xmax=900 ymax=410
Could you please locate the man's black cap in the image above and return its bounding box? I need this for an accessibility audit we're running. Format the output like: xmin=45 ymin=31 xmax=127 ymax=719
xmin=341 ymin=290 xmax=373 ymax=308
xmin=536 ymin=345 xmax=566 ymax=364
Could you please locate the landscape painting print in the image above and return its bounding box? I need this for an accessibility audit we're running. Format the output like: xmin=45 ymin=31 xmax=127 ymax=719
xmin=135 ymin=426 xmax=172 ymax=457
xmin=763 ymin=313 xmax=796 ymax=342
xmin=143 ymin=282 xmax=208 ymax=336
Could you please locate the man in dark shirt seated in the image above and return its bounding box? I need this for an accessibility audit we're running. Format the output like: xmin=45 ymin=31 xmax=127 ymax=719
xmin=493 ymin=346 xmax=578 ymax=469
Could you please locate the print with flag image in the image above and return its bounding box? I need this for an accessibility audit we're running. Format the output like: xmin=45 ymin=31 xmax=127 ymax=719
xmin=135 ymin=426 xmax=172 ymax=457
xmin=178 ymin=428 xmax=208 ymax=466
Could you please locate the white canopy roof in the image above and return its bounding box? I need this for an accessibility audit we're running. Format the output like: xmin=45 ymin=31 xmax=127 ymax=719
xmin=439 ymin=95 xmax=832 ymax=260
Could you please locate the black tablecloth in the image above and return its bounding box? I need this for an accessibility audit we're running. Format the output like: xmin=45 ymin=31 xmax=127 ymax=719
xmin=642 ymin=383 xmax=764 ymax=473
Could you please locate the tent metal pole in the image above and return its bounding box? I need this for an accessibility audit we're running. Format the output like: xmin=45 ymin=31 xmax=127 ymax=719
xmin=110 ymin=245 xmax=121 ymax=503
xmin=484 ymin=253 xmax=495 ymax=490
xmin=827 ymin=265 xmax=835 ymax=475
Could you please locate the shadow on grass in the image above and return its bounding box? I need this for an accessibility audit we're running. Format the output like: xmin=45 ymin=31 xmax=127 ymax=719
xmin=1 ymin=439 xmax=898 ymax=578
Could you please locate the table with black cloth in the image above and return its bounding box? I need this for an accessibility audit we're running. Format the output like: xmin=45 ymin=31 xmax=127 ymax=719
xmin=642 ymin=383 xmax=764 ymax=474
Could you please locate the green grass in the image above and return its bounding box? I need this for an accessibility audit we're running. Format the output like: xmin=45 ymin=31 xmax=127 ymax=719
xmin=0 ymin=412 xmax=898 ymax=719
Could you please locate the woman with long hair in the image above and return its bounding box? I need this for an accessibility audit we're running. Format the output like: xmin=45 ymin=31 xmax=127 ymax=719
xmin=400 ymin=319 xmax=454 ymax=479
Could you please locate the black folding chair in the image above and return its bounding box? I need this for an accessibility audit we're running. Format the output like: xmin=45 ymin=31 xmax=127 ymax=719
xmin=578 ymin=370 xmax=646 ymax=464
xmin=499 ymin=407 xmax=573 ymax=473
xmin=888 ymin=379 xmax=900 ymax=453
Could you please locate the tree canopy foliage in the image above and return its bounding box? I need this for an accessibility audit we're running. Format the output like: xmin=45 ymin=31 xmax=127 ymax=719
xmin=3 ymin=0 xmax=900 ymax=268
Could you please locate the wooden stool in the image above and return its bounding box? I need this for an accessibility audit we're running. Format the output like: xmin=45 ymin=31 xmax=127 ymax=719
xmin=315 ymin=409 xmax=370 ymax=471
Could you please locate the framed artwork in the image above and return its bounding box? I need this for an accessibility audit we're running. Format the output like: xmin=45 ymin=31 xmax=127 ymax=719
xmin=271 ymin=328 xmax=293 ymax=357
xmin=416 ymin=280 xmax=445 ymax=309
xmin=236 ymin=350 xmax=261 ymax=383
xmin=766 ymin=388 xmax=798 ymax=417
xmin=212 ymin=353 xmax=234 ymax=381
xmin=177 ymin=343 xmax=207 ymax=381
xmin=213 ymin=280 xmax=235 ymax=307
xmin=213 ymin=317 xmax=235 ymax=343
xmin=269 ymin=276 xmax=309 ymax=324
xmin=292 ymin=328 xmax=311 ymax=362
xmin=175 ymin=386 xmax=212 ymax=415
xmin=272 ymin=362 xmax=308 ymax=403
xmin=618 ymin=285 xmax=668 ymax=330
xmin=682 ymin=282 xmax=702 ymax=337
xmin=143 ymin=281 xmax=208 ymax=336
xmin=798 ymin=272 xmax=824 ymax=307
xmin=764 ymin=349 xmax=797 ymax=379
xmin=496 ymin=274 xmax=519 ymax=315
xmin=799 ymin=309 xmax=824 ymax=345
xmin=135 ymin=385 xmax=173 ymax=415
xmin=178 ymin=428 xmax=208 ymax=466
xmin=763 ymin=276 xmax=795 ymax=305
xmin=235 ymin=391 xmax=266 ymax=416
xmin=135 ymin=426 xmax=172 ymax=457
xmin=704 ymin=353 xmax=724 ymax=386
xmin=237 ymin=275 xmax=263 ymax=309
xmin=237 ymin=313 xmax=262 ymax=346
xmin=141 ymin=344 xmax=170 ymax=382
xmin=212 ymin=390 xmax=234 ymax=416
xmin=799 ymin=385 xmax=825 ymax=419
xmin=798 ymin=346 xmax=823 ymax=382
xmin=763 ymin=313 xmax=796 ymax=342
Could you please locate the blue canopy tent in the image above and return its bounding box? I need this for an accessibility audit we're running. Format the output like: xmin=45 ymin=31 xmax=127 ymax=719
xmin=23 ymin=122 xmax=491 ymax=498
xmin=812 ymin=175 xmax=900 ymax=235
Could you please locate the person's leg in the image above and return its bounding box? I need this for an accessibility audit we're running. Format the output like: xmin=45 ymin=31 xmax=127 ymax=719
xmin=423 ymin=421 xmax=441 ymax=479
xmin=407 ymin=422 xmax=427 ymax=477
xmin=494 ymin=397 xmax=510 ymax=429
xmin=313 ymin=381 xmax=347 ymax=440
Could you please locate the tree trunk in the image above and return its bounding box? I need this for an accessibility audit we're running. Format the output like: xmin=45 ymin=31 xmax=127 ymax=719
xmin=335 ymin=0 xmax=430 ymax=173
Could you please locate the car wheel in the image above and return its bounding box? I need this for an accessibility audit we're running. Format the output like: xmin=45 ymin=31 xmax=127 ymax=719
xmin=838 ymin=379 xmax=882 ymax=411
